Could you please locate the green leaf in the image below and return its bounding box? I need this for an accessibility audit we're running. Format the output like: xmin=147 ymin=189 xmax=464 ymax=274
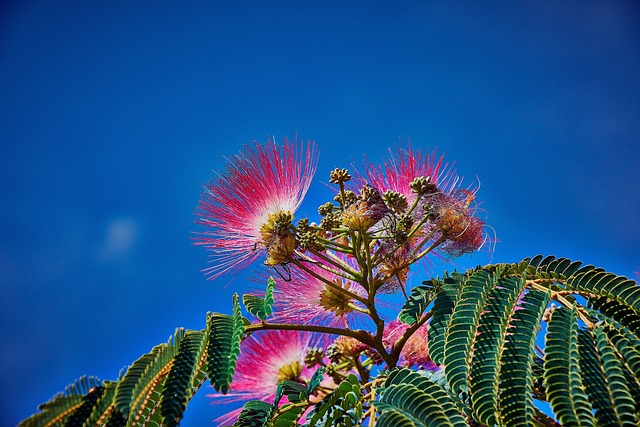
xmin=62 ymin=385 xmax=105 ymax=427
xmin=444 ymin=269 xmax=497 ymax=395
xmin=233 ymin=400 xmax=272 ymax=427
xmin=589 ymin=297 xmax=640 ymax=338
xmin=243 ymin=277 xmax=276 ymax=321
xmin=18 ymin=376 xmax=103 ymax=427
xmin=398 ymin=279 xmax=437 ymax=325
xmin=569 ymin=270 xmax=640 ymax=313
xmin=306 ymin=374 xmax=362 ymax=427
xmin=307 ymin=366 xmax=325 ymax=395
xmin=578 ymin=328 xmax=625 ymax=426
xmin=497 ymin=288 xmax=550 ymax=427
xmin=593 ymin=324 xmax=637 ymax=425
xmin=544 ymin=307 xmax=595 ymax=426
xmin=427 ymin=274 xmax=463 ymax=365
xmin=469 ymin=275 xmax=525 ymax=427
xmin=112 ymin=341 xmax=173 ymax=422
xmin=376 ymin=382 xmax=453 ymax=427
xmin=160 ymin=330 xmax=208 ymax=427
xmin=207 ymin=293 xmax=246 ymax=394
xmin=384 ymin=369 xmax=467 ymax=426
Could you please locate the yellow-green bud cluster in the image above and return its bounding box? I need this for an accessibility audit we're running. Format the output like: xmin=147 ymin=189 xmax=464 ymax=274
xmin=318 ymin=202 xmax=336 ymax=216
xmin=334 ymin=190 xmax=357 ymax=207
xmin=329 ymin=167 xmax=352 ymax=184
xmin=410 ymin=176 xmax=438 ymax=196
xmin=304 ymin=347 xmax=325 ymax=368
xmin=383 ymin=190 xmax=409 ymax=213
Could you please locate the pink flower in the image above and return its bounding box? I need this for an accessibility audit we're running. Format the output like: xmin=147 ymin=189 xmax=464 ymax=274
xmin=353 ymin=142 xmax=457 ymax=203
xmin=270 ymin=261 xmax=368 ymax=328
xmin=435 ymin=190 xmax=486 ymax=256
xmin=195 ymin=137 xmax=318 ymax=279
xmin=354 ymin=143 xmax=489 ymax=261
xmin=208 ymin=329 xmax=326 ymax=425
xmin=383 ymin=320 xmax=436 ymax=369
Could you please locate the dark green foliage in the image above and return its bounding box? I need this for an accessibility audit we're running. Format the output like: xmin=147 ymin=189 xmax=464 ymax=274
xmin=104 ymin=410 xmax=127 ymax=427
xmin=498 ymin=289 xmax=550 ymax=427
xmin=63 ymin=385 xmax=105 ymax=427
xmin=307 ymin=366 xmax=326 ymax=395
xmin=376 ymin=369 xmax=468 ymax=427
xmin=427 ymin=274 xmax=463 ymax=365
xmin=444 ymin=269 xmax=498 ymax=395
xmin=19 ymin=255 xmax=640 ymax=427
xmin=398 ymin=279 xmax=437 ymax=325
xmin=382 ymin=369 xmax=467 ymax=425
xmin=243 ymin=276 xmax=276 ymax=321
xmin=160 ymin=330 xmax=207 ymax=427
xmin=207 ymin=293 xmax=246 ymax=394
xmin=113 ymin=335 xmax=178 ymax=423
xmin=234 ymin=400 xmax=273 ymax=427
xmin=232 ymin=367 xmax=326 ymax=427
xmin=578 ymin=329 xmax=624 ymax=426
xmin=544 ymin=307 xmax=595 ymax=426
xmin=18 ymin=376 xmax=103 ymax=427
xmin=306 ymin=374 xmax=363 ymax=427
xmin=469 ymin=275 xmax=525 ymax=426
xmin=569 ymin=270 xmax=640 ymax=312
xmin=589 ymin=296 xmax=640 ymax=336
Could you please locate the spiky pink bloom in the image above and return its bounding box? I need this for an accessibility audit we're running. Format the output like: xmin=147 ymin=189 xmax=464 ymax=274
xmin=270 ymin=260 xmax=368 ymax=328
xmin=208 ymin=329 xmax=327 ymax=425
xmin=195 ymin=137 xmax=318 ymax=279
xmin=353 ymin=142 xmax=457 ymax=202
xmin=356 ymin=143 xmax=489 ymax=260
xmin=383 ymin=320 xmax=437 ymax=369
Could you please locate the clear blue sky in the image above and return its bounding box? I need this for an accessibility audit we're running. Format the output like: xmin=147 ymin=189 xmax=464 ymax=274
xmin=2 ymin=1 xmax=639 ymax=424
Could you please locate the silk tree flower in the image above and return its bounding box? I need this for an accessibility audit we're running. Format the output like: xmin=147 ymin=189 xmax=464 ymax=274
xmin=208 ymin=329 xmax=327 ymax=425
xmin=383 ymin=320 xmax=437 ymax=369
xmin=270 ymin=259 xmax=369 ymax=328
xmin=353 ymin=143 xmax=457 ymax=203
xmin=436 ymin=189 xmax=486 ymax=256
xmin=355 ymin=143 xmax=488 ymax=260
xmin=195 ymin=137 xmax=318 ymax=279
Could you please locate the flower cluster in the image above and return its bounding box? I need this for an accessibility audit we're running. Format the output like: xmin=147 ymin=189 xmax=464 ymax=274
xmin=196 ymin=136 xmax=489 ymax=424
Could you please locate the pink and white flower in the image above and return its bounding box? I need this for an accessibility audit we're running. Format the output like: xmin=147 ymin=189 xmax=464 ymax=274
xmin=353 ymin=142 xmax=457 ymax=202
xmin=208 ymin=329 xmax=326 ymax=425
xmin=195 ymin=137 xmax=318 ymax=279
xmin=270 ymin=260 xmax=368 ymax=328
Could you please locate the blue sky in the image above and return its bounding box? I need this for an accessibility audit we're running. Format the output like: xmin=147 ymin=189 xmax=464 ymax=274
xmin=2 ymin=1 xmax=639 ymax=424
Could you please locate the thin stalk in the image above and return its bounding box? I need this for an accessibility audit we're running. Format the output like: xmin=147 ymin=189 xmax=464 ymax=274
xmin=246 ymin=322 xmax=377 ymax=347
xmin=412 ymin=235 xmax=446 ymax=263
xmin=307 ymin=248 xmax=363 ymax=282
xmin=291 ymin=259 xmax=368 ymax=305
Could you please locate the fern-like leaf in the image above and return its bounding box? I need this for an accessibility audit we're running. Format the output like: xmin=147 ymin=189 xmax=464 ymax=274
xmin=497 ymin=288 xmax=550 ymax=427
xmin=427 ymin=274 xmax=463 ymax=365
xmin=398 ymin=279 xmax=437 ymax=325
xmin=18 ymin=376 xmax=103 ymax=427
xmin=207 ymin=293 xmax=246 ymax=394
xmin=384 ymin=369 xmax=467 ymax=426
xmin=233 ymin=400 xmax=272 ymax=427
xmin=376 ymin=383 xmax=452 ymax=427
xmin=593 ymin=324 xmax=637 ymax=425
xmin=160 ymin=330 xmax=207 ymax=427
xmin=569 ymin=270 xmax=640 ymax=313
xmin=444 ymin=269 xmax=497 ymax=395
xmin=469 ymin=275 xmax=525 ymax=426
xmin=306 ymin=374 xmax=362 ymax=427
xmin=243 ymin=277 xmax=276 ymax=321
xmin=544 ymin=307 xmax=595 ymax=426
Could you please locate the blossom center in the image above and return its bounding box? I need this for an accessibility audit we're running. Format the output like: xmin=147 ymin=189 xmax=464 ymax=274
xmin=276 ymin=360 xmax=304 ymax=383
